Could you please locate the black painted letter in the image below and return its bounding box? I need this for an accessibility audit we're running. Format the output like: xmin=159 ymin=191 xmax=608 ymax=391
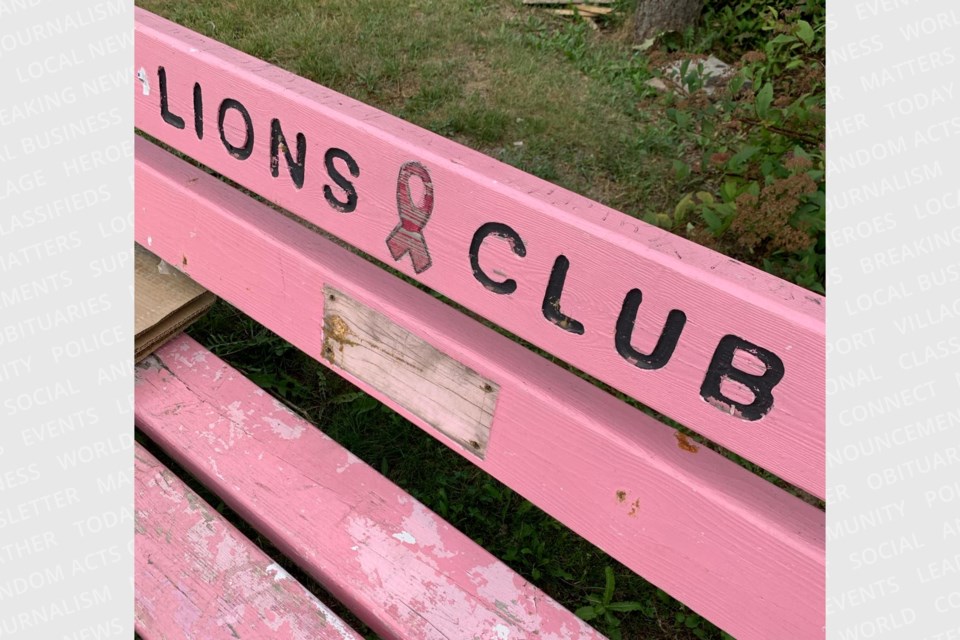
xmin=542 ymin=256 xmax=584 ymax=335
xmin=700 ymin=335 xmax=785 ymax=421
xmin=193 ymin=82 xmax=204 ymax=140
xmin=158 ymin=67 xmax=185 ymax=130
xmin=270 ymin=119 xmax=306 ymax=189
xmin=217 ymin=98 xmax=254 ymax=160
xmin=615 ymin=289 xmax=686 ymax=370
xmin=469 ymin=223 xmax=526 ymax=294
xmin=323 ymin=148 xmax=360 ymax=213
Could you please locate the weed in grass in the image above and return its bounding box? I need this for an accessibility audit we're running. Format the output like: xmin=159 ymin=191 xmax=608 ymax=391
xmin=576 ymin=566 xmax=648 ymax=640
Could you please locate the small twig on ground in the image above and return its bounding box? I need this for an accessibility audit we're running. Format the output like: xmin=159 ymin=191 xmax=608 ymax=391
xmin=738 ymin=116 xmax=820 ymax=145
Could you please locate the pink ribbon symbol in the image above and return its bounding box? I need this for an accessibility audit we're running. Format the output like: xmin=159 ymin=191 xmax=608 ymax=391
xmin=386 ymin=162 xmax=434 ymax=274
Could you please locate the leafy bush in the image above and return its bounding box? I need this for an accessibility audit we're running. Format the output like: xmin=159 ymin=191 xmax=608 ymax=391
xmin=644 ymin=0 xmax=826 ymax=292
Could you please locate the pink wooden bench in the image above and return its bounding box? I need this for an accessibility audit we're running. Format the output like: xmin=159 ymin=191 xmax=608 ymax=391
xmin=133 ymin=8 xmax=825 ymax=639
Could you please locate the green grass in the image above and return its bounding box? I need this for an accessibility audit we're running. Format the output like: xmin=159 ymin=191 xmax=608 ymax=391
xmin=135 ymin=0 xmax=824 ymax=637
xmin=139 ymin=0 xmax=824 ymax=290
xmin=138 ymin=0 xmax=680 ymax=219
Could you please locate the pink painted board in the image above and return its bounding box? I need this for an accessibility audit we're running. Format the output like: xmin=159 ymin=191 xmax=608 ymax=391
xmin=135 ymin=139 xmax=825 ymax=639
xmin=136 ymin=339 xmax=605 ymax=640
xmin=133 ymin=443 xmax=364 ymax=640
xmin=134 ymin=8 xmax=825 ymax=498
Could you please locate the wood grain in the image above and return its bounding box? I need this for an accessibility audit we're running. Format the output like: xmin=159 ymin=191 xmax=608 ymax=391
xmin=135 ymin=138 xmax=825 ymax=639
xmin=134 ymin=444 xmax=363 ymax=640
xmin=324 ymin=286 xmax=497 ymax=458
xmin=134 ymin=8 xmax=825 ymax=497
xmin=136 ymin=337 xmax=604 ymax=640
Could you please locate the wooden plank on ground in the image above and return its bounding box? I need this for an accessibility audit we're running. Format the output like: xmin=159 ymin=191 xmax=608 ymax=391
xmin=523 ymin=1 xmax=615 ymax=5
xmin=134 ymin=443 xmax=363 ymax=640
xmin=134 ymin=9 xmax=825 ymax=497
xmin=135 ymin=138 xmax=825 ymax=640
xmin=136 ymin=336 xmax=605 ymax=640
xmin=550 ymin=7 xmax=615 ymax=16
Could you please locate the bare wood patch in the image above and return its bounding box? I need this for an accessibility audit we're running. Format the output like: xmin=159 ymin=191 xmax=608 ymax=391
xmin=323 ymin=286 xmax=498 ymax=458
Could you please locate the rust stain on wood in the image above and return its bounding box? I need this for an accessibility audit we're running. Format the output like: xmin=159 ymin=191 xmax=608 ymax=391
xmin=675 ymin=432 xmax=699 ymax=453
xmin=322 ymin=313 xmax=359 ymax=365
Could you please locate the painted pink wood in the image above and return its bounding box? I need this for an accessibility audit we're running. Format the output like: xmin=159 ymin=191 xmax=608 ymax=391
xmin=135 ymin=139 xmax=825 ymax=639
xmin=133 ymin=443 xmax=363 ymax=640
xmin=134 ymin=8 xmax=825 ymax=498
xmin=136 ymin=337 xmax=606 ymax=640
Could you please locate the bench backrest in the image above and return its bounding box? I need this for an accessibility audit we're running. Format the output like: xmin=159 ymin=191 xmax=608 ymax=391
xmin=133 ymin=9 xmax=825 ymax=639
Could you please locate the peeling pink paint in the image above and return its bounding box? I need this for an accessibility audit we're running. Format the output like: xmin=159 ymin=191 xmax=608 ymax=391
xmin=136 ymin=336 xmax=608 ymax=640
xmin=399 ymin=503 xmax=456 ymax=559
xmin=265 ymin=416 xmax=305 ymax=440
xmin=135 ymin=443 xmax=364 ymax=640
xmin=336 ymin=452 xmax=361 ymax=474
xmin=392 ymin=531 xmax=416 ymax=544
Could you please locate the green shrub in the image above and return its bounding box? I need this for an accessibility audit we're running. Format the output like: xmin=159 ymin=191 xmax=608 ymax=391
xmin=644 ymin=0 xmax=826 ymax=292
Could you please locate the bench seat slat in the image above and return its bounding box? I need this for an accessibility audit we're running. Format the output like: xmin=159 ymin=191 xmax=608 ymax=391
xmin=134 ymin=8 xmax=825 ymax=498
xmin=135 ymin=139 xmax=825 ymax=639
xmin=136 ymin=335 xmax=604 ymax=640
xmin=134 ymin=443 xmax=363 ymax=640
